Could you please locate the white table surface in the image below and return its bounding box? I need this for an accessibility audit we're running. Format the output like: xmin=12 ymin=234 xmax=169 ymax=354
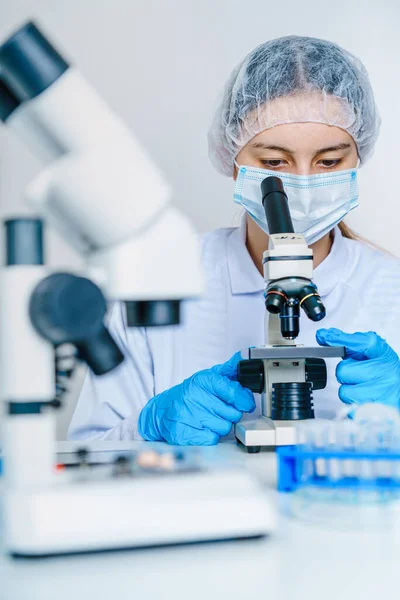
xmin=1 ymin=440 xmax=399 ymax=600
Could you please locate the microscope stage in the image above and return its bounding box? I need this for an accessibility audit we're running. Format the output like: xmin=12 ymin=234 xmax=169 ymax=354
xmin=243 ymin=346 xmax=345 ymax=360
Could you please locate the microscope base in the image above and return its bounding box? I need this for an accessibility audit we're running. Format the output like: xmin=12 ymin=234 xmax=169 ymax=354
xmin=4 ymin=467 xmax=274 ymax=557
xmin=235 ymin=416 xmax=308 ymax=450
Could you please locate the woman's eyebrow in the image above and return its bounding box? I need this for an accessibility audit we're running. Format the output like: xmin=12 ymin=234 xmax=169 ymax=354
xmin=251 ymin=142 xmax=295 ymax=153
xmin=250 ymin=142 xmax=352 ymax=153
xmin=315 ymin=143 xmax=351 ymax=153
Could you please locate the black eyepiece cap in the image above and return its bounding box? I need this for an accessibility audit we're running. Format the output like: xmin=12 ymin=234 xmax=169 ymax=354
xmin=261 ymin=176 xmax=286 ymax=198
xmin=0 ymin=21 xmax=69 ymax=102
xmin=0 ymin=78 xmax=21 ymax=121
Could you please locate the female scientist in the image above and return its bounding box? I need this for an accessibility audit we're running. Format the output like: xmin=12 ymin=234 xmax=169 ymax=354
xmin=69 ymin=36 xmax=400 ymax=444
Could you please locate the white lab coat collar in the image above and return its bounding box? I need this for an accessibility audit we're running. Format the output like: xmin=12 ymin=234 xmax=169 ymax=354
xmin=313 ymin=226 xmax=349 ymax=297
xmin=227 ymin=217 xmax=264 ymax=295
xmin=226 ymin=216 xmax=348 ymax=298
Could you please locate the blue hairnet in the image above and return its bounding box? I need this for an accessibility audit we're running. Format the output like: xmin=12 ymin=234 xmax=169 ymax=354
xmin=208 ymin=36 xmax=380 ymax=176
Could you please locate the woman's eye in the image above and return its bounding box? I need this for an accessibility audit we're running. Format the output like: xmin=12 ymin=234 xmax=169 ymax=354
xmin=260 ymin=159 xmax=286 ymax=168
xmin=318 ymin=159 xmax=342 ymax=168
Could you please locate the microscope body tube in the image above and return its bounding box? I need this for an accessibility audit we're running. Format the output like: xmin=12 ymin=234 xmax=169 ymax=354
xmin=6 ymin=67 xmax=160 ymax=165
xmin=9 ymin=67 xmax=171 ymax=239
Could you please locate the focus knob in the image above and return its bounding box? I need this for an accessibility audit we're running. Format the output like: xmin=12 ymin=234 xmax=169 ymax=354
xmin=29 ymin=273 xmax=107 ymax=343
xmin=237 ymin=359 xmax=265 ymax=393
xmin=305 ymin=358 xmax=327 ymax=391
xmin=29 ymin=273 xmax=124 ymax=375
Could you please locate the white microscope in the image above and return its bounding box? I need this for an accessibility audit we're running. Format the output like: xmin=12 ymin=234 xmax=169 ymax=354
xmin=0 ymin=22 xmax=274 ymax=557
xmin=235 ymin=176 xmax=344 ymax=452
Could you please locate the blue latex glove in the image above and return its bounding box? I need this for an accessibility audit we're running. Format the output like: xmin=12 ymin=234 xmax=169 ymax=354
xmin=316 ymin=328 xmax=400 ymax=409
xmin=138 ymin=352 xmax=256 ymax=445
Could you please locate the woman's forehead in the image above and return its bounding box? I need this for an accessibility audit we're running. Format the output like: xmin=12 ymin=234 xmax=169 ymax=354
xmin=249 ymin=122 xmax=356 ymax=152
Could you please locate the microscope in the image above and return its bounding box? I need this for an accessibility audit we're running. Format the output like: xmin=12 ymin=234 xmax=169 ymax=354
xmin=235 ymin=177 xmax=344 ymax=452
xmin=0 ymin=22 xmax=273 ymax=556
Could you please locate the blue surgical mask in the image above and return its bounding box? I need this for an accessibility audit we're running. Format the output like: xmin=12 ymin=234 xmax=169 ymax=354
xmin=233 ymin=163 xmax=359 ymax=245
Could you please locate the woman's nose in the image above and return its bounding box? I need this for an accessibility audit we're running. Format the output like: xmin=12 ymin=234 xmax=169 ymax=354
xmin=290 ymin=161 xmax=314 ymax=176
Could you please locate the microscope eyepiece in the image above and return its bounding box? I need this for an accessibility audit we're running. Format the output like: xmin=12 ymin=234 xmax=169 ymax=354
xmin=298 ymin=285 xmax=326 ymax=322
xmin=261 ymin=176 xmax=294 ymax=235
xmin=0 ymin=21 xmax=69 ymax=102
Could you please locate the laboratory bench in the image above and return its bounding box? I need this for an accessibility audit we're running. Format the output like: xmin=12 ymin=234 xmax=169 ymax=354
xmin=1 ymin=440 xmax=399 ymax=600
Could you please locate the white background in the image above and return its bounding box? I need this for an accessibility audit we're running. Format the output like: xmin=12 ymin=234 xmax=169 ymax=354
xmin=0 ymin=0 xmax=399 ymax=437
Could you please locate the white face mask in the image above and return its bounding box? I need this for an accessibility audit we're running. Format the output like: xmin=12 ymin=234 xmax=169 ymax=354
xmin=233 ymin=163 xmax=359 ymax=245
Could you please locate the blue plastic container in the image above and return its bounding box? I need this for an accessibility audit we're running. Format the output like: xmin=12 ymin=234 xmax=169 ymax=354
xmin=277 ymin=445 xmax=400 ymax=493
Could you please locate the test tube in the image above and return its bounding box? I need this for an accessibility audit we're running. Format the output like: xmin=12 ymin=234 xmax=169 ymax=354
xmin=295 ymin=422 xmax=313 ymax=483
xmin=379 ymin=429 xmax=392 ymax=480
xmin=390 ymin=423 xmax=400 ymax=482
xmin=336 ymin=420 xmax=358 ymax=479
xmin=354 ymin=404 xmax=400 ymax=484
xmin=327 ymin=421 xmax=341 ymax=482
xmin=310 ymin=420 xmax=329 ymax=478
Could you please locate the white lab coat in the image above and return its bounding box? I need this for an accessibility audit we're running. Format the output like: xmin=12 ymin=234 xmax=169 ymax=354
xmin=68 ymin=221 xmax=400 ymax=441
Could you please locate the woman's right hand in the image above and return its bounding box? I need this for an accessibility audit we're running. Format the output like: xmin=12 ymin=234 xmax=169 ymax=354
xmin=138 ymin=352 xmax=256 ymax=445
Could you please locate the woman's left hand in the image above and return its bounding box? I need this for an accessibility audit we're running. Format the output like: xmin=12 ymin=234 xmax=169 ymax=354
xmin=316 ymin=328 xmax=400 ymax=410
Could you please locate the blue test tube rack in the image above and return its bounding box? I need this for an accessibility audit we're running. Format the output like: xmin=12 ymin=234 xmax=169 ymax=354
xmin=277 ymin=445 xmax=400 ymax=493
